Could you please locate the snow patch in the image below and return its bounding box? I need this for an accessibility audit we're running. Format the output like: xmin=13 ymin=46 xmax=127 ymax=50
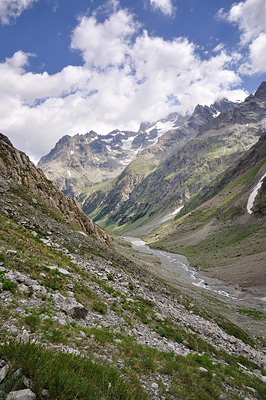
xmin=145 ymin=120 xmax=177 ymax=146
xmin=160 ymin=206 xmax=184 ymax=223
xmin=247 ymin=172 xmax=266 ymax=214
xmin=67 ymin=169 xmax=71 ymax=177
xmin=102 ymin=137 xmax=113 ymax=143
xmin=121 ymin=136 xmax=135 ymax=150
xmin=70 ymin=150 xmax=74 ymax=155
xmin=172 ymin=206 xmax=184 ymax=216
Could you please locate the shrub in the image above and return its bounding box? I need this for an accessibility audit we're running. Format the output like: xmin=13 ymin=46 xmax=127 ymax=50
xmin=92 ymin=301 xmax=108 ymax=315
xmin=2 ymin=280 xmax=17 ymax=293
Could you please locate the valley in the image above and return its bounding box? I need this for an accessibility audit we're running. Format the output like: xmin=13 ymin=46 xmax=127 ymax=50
xmin=0 ymin=83 xmax=266 ymax=400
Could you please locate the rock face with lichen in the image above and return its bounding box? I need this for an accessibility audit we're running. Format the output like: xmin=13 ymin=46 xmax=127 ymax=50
xmin=0 ymin=133 xmax=111 ymax=246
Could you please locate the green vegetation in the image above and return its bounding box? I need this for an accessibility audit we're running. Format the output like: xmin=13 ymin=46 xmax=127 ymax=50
xmin=0 ymin=341 xmax=146 ymax=400
xmin=2 ymin=280 xmax=17 ymax=293
xmin=92 ymin=301 xmax=108 ymax=314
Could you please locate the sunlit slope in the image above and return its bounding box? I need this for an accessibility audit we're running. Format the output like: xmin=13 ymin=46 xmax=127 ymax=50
xmin=147 ymin=132 xmax=266 ymax=289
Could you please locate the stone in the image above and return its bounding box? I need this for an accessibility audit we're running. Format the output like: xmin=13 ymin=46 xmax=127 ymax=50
xmin=66 ymin=306 xmax=88 ymax=319
xmin=0 ymin=364 xmax=8 ymax=383
xmin=20 ymin=329 xmax=30 ymax=343
xmin=13 ymin=369 xmax=22 ymax=379
xmin=6 ymin=389 xmax=36 ymax=400
xmin=198 ymin=367 xmax=208 ymax=373
xmin=41 ymin=390 xmax=49 ymax=398
xmin=151 ymin=382 xmax=159 ymax=391
xmin=62 ymin=298 xmax=88 ymax=319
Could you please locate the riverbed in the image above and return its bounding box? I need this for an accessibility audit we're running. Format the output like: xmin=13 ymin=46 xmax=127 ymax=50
xmin=124 ymin=236 xmax=266 ymax=310
xmin=124 ymin=236 xmax=241 ymax=299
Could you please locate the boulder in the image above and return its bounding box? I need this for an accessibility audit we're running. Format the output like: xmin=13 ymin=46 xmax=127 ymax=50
xmin=6 ymin=389 xmax=36 ymax=400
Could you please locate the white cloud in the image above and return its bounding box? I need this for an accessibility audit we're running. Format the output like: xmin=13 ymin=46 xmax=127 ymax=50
xmin=150 ymin=0 xmax=174 ymax=16
xmin=0 ymin=0 xmax=38 ymax=24
xmin=71 ymin=9 xmax=139 ymax=68
xmin=244 ymin=32 xmax=266 ymax=74
xmin=226 ymin=0 xmax=266 ymax=45
xmin=220 ymin=0 xmax=266 ymax=74
xmin=0 ymin=6 xmax=247 ymax=162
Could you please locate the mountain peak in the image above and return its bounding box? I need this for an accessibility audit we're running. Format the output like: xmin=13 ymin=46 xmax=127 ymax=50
xmin=254 ymin=81 xmax=266 ymax=101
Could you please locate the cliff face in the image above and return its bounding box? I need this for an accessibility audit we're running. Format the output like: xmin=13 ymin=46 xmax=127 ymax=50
xmin=0 ymin=133 xmax=111 ymax=246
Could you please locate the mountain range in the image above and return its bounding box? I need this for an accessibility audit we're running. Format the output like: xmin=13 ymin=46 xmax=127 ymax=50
xmin=81 ymin=84 xmax=266 ymax=232
xmin=37 ymin=112 xmax=190 ymax=200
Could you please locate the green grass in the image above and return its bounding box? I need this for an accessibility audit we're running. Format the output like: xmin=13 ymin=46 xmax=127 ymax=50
xmin=0 ymin=341 xmax=147 ymax=400
xmin=237 ymin=307 xmax=266 ymax=321
xmin=226 ymin=159 xmax=266 ymax=191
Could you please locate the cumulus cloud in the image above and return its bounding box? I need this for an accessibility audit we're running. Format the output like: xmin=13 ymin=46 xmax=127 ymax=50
xmin=0 ymin=5 xmax=247 ymax=162
xmin=219 ymin=0 xmax=266 ymax=74
xmin=0 ymin=0 xmax=38 ymax=24
xmin=71 ymin=9 xmax=139 ymax=68
xmin=150 ymin=0 xmax=174 ymax=16
xmin=226 ymin=0 xmax=266 ymax=45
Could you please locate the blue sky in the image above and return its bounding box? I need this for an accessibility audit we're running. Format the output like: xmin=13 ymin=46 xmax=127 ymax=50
xmin=0 ymin=0 xmax=266 ymax=162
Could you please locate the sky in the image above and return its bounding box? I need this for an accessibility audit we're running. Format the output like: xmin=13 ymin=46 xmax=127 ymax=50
xmin=0 ymin=0 xmax=266 ymax=163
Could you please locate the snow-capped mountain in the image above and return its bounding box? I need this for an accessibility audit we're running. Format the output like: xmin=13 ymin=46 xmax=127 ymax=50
xmin=37 ymin=112 xmax=189 ymax=200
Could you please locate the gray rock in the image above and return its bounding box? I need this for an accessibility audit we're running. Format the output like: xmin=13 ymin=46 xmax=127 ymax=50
xmin=20 ymin=329 xmax=30 ymax=344
xmin=13 ymin=368 xmax=22 ymax=379
xmin=61 ymin=298 xmax=88 ymax=319
xmin=0 ymin=364 xmax=8 ymax=383
xmin=198 ymin=367 xmax=208 ymax=373
xmin=6 ymin=389 xmax=36 ymax=400
xmin=41 ymin=389 xmax=49 ymax=398
xmin=67 ymin=306 xmax=88 ymax=319
xmin=151 ymin=382 xmax=159 ymax=391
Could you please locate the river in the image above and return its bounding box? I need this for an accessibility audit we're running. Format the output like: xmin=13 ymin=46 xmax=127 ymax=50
xmin=124 ymin=236 xmax=241 ymax=299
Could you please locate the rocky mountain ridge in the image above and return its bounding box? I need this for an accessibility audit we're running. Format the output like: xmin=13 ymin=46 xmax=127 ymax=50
xmin=0 ymin=133 xmax=110 ymax=246
xmin=37 ymin=112 xmax=190 ymax=200
xmin=82 ymin=98 xmax=239 ymax=224
xmin=86 ymin=82 xmax=266 ymax=232
xmin=37 ymin=98 xmax=236 ymax=204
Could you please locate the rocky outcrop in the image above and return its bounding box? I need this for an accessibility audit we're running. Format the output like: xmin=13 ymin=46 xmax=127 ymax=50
xmin=0 ymin=134 xmax=111 ymax=245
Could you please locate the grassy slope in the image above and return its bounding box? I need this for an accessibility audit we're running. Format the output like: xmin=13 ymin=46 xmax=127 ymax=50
xmin=0 ymin=177 xmax=266 ymax=399
xmin=146 ymin=158 xmax=266 ymax=274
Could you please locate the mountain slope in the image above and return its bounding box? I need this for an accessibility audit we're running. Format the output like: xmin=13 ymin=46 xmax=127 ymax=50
xmin=147 ymin=131 xmax=266 ymax=291
xmin=0 ymin=133 xmax=110 ymax=245
xmin=89 ymin=82 xmax=266 ymax=233
xmin=83 ymin=99 xmax=237 ymax=225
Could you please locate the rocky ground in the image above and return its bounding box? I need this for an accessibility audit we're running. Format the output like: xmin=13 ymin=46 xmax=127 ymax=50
xmin=1 ymin=211 xmax=266 ymax=399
